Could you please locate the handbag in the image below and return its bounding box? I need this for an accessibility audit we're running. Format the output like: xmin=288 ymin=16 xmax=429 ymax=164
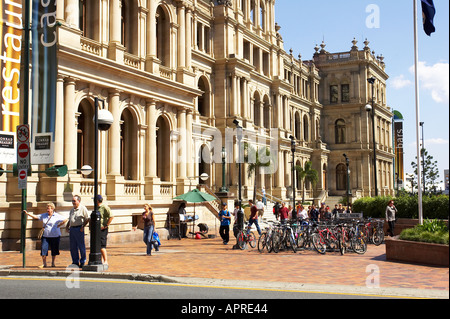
xmin=38 ymin=214 xmax=52 ymax=240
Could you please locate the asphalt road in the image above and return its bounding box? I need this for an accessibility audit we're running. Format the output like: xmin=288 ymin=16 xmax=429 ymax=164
xmin=0 ymin=276 xmax=394 ymax=300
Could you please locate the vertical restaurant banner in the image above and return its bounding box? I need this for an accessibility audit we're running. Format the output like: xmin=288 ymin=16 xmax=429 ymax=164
xmin=394 ymin=121 xmax=405 ymax=183
xmin=0 ymin=0 xmax=23 ymax=164
xmin=31 ymin=0 xmax=57 ymax=164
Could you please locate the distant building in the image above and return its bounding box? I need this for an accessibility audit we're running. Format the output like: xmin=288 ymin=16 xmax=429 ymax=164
xmin=445 ymin=170 xmax=449 ymax=195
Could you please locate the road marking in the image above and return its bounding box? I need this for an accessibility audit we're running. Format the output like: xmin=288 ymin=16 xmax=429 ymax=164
xmin=0 ymin=276 xmax=426 ymax=299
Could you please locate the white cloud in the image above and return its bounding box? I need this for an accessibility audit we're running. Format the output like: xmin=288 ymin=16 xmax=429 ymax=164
xmin=409 ymin=61 xmax=449 ymax=103
xmin=425 ymin=138 xmax=449 ymax=145
xmin=391 ymin=75 xmax=412 ymax=89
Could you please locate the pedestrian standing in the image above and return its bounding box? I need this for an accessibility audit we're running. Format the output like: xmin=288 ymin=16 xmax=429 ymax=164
xmin=278 ymin=202 xmax=289 ymax=224
xmin=309 ymin=204 xmax=319 ymax=222
xmin=66 ymin=195 xmax=90 ymax=268
xmin=247 ymin=200 xmax=261 ymax=236
xmin=96 ymin=195 xmax=114 ymax=267
xmin=385 ymin=200 xmax=397 ymax=237
xmin=219 ymin=203 xmax=231 ymax=244
xmin=24 ymin=203 xmax=67 ymax=268
xmin=142 ymin=204 xmax=159 ymax=256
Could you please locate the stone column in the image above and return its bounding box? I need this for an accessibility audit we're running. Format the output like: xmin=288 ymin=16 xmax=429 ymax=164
xmin=54 ymin=75 xmax=65 ymax=165
xmin=108 ymin=90 xmax=121 ymax=176
xmin=63 ymin=78 xmax=77 ymax=170
xmin=108 ymin=0 xmax=124 ymax=61
xmin=185 ymin=6 xmax=192 ymax=70
xmin=177 ymin=3 xmax=186 ymax=69
xmin=186 ymin=110 xmax=194 ymax=178
xmin=146 ymin=100 xmax=157 ymax=178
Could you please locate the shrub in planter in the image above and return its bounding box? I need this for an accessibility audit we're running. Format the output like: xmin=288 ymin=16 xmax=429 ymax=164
xmin=352 ymin=195 xmax=449 ymax=220
xmin=399 ymin=219 xmax=449 ymax=245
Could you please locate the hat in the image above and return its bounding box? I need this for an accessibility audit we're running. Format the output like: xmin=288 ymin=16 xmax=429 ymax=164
xmin=95 ymin=195 xmax=103 ymax=201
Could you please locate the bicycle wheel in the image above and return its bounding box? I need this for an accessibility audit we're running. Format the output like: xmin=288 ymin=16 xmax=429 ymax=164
xmin=339 ymin=233 xmax=347 ymax=255
xmin=297 ymin=231 xmax=306 ymax=250
xmin=237 ymin=231 xmax=247 ymax=250
xmin=265 ymin=231 xmax=273 ymax=253
xmin=351 ymin=234 xmax=367 ymax=254
xmin=372 ymin=228 xmax=384 ymax=246
xmin=258 ymin=232 xmax=267 ymax=253
xmin=288 ymin=231 xmax=297 ymax=253
xmin=312 ymin=233 xmax=326 ymax=254
xmin=271 ymin=230 xmax=282 ymax=253
xmin=248 ymin=232 xmax=257 ymax=248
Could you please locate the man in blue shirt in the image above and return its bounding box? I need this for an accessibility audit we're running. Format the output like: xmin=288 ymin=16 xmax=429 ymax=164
xmin=219 ymin=203 xmax=232 ymax=245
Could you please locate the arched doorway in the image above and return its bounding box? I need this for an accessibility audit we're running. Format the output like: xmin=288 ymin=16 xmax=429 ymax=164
xmin=336 ymin=163 xmax=347 ymax=191
xmin=198 ymin=144 xmax=211 ymax=187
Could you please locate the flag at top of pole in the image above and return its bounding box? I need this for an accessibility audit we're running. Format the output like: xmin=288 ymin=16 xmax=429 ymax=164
xmin=421 ymin=0 xmax=436 ymax=36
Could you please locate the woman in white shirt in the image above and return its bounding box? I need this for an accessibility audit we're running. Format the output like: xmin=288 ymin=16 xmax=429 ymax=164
xmin=24 ymin=203 xmax=67 ymax=268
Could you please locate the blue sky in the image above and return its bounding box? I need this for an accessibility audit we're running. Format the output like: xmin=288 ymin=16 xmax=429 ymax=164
xmin=275 ymin=0 xmax=449 ymax=187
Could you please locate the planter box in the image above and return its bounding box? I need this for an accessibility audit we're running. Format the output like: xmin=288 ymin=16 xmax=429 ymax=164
xmin=386 ymin=237 xmax=449 ymax=267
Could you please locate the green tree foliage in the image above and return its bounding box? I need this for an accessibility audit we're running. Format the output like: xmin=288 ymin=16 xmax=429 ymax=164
xmin=295 ymin=161 xmax=319 ymax=204
xmin=411 ymin=148 xmax=442 ymax=194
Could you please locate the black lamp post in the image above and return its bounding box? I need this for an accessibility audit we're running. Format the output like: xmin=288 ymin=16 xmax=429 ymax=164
xmin=366 ymin=77 xmax=378 ymax=197
xmin=83 ymin=97 xmax=113 ymax=272
xmin=219 ymin=147 xmax=229 ymax=193
xmin=289 ymin=135 xmax=297 ymax=220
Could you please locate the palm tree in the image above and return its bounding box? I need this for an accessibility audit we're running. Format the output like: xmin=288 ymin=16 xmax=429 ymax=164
xmin=244 ymin=143 xmax=275 ymax=203
xmin=295 ymin=161 xmax=319 ymax=204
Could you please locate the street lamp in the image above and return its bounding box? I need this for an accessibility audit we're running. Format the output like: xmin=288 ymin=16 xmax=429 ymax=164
xmin=289 ymin=135 xmax=297 ymax=220
xmin=188 ymin=173 xmax=210 ymax=190
xmin=343 ymin=154 xmax=351 ymax=210
xmin=233 ymin=119 xmax=243 ymax=231
xmin=219 ymin=147 xmax=229 ymax=193
xmin=366 ymin=76 xmax=378 ymax=197
xmin=83 ymin=97 xmax=113 ymax=272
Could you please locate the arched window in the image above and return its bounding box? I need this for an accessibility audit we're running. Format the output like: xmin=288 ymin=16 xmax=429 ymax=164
xmin=260 ymin=2 xmax=265 ymax=31
xmin=79 ymin=0 xmax=100 ymax=41
xmin=253 ymin=92 xmax=261 ymax=127
xmin=294 ymin=112 xmax=301 ymax=140
xmin=197 ymin=77 xmax=210 ymax=117
xmin=303 ymin=115 xmax=309 ymax=142
xmin=335 ymin=119 xmax=346 ymax=144
xmin=336 ymin=163 xmax=347 ymax=190
xmin=156 ymin=6 xmax=170 ymax=67
xmin=121 ymin=0 xmax=139 ymax=55
xmin=156 ymin=116 xmax=171 ymax=181
xmin=250 ymin=0 xmax=256 ymax=25
xmin=120 ymin=108 xmax=138 ymax=180
xmin=263 ymin=95 xmax=270 ymax=129
xmin=77 ymin=99 xmax=94 ymax=171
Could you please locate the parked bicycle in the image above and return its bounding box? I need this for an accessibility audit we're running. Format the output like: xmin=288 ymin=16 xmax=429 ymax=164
xmin=237 ymin=223 xmax=257 ymax=250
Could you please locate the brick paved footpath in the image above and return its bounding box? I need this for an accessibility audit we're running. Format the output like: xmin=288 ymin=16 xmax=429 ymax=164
xmin=0 ymin=234 xmax=448 ymax=298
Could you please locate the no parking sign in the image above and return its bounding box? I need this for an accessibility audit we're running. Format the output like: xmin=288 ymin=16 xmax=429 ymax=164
xmin=16 ymin=125 xmax=30 ymax=190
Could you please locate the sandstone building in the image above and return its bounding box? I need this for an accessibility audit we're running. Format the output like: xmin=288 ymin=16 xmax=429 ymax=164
xmin=0 ymin=0 xmax=394 ymax=249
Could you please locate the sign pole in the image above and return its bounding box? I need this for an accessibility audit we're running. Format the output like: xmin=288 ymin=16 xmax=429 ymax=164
xmin=19 ymin=0 xmax=31 ymax=268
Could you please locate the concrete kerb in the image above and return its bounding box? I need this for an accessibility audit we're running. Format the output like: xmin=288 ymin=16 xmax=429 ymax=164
xmin=0 ymin=268 xmax=448 ymax=299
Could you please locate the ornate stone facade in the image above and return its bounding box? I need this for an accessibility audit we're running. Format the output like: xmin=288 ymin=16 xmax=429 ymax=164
xmin=0 ymin=0 xmax=394 ymax=248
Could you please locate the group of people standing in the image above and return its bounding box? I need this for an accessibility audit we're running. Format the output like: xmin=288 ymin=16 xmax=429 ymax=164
xmin=24 ymin=195 xmax=113 ymax=269
xmin=274 ymin=202 xmax=353 ymax=223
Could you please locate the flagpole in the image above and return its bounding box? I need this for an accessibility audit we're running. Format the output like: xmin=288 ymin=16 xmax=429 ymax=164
xmin=413 ymin=0 xmax=424 ymax=225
